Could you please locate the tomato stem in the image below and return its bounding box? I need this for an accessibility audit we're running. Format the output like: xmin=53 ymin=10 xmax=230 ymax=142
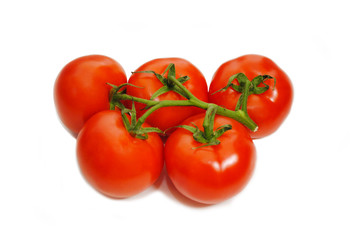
xmin=115 ymin=93 xmax=257 ymax=132
xmin=134 ymin=100 xmax=194 ymax=130
xmin=239 ymin=79 xmax=250 ymax=113
xmin=111 ymin=65 xmax=260 ymax=133
xmin=171 ymin=105 xmax=233 ymax=148
xmin=203 ymin=104 xmax=217 ymax=140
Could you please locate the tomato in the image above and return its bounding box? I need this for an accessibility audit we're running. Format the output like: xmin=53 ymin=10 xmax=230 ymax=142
xmin=76 ymin=110 xmax=164 ymax=198
xmin=165 ymin=114 xmax=256 ymax=204
xmin=126 ymin=58 xmax=208 ymax=132
xmin=54 ymin=55 xmax=127 ymax=137
xmin=209 ymin=54 xmax=293 ymax=139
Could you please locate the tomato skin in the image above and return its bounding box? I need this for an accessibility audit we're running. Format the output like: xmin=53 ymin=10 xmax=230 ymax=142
xmin=127 ymin=58 xmax=208 ymax=132
xmin=165 ymin=114 xmax=256 ymax=204
xmin=76 ymin=110 xmax=164 ymax=198
xmin=209 ymin=54 xmax=293 ymax=139
xmin=54 ymin=55 xmax=127 ymax=137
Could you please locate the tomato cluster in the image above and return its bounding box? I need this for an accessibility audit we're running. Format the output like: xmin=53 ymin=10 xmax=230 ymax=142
xmin=54 ymin=54 xmax=293 ymax=204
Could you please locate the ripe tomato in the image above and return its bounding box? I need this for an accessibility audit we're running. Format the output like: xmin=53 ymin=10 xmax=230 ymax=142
xmin=76 ymin=110 xmax=164 ymax=198
xmin=54 ymin=55 xmax=127 ymax=137
xmin=209 ymin=54 xmax=293 ymax=139
xmin=165 ymin=114 xmax=256 ymax=204
xmin=126 ymin=58 xmax=208 ymax=132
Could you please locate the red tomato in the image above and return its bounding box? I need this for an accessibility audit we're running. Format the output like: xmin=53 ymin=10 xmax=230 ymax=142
xmin=165 ymin=114 xmax=256 ymax=204
xmin=209 ymin=54 xmax=293 ymax=139
xmin=126 ymin=58 xmax=208 ymax=132
xmin=54 ymin=55 xmax=127 ymax=137
xmin=76 ymin=110 xmax=164 ymax=198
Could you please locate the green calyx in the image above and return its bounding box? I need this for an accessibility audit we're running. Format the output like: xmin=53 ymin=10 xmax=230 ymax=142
xmin=120 ymin=101 xmax=163 ymax=140
xmin=108 ymin=82 xmax=143 ymax=111
xmin=171 ymin=104 xmax=232 ymax=149
xmin=212 ymin=73 xmax=276 ymax=111
xmin=132 ymin=63 xmax=190 ymax=105
xmin=108 ymin=84 xmax=162 ymax=139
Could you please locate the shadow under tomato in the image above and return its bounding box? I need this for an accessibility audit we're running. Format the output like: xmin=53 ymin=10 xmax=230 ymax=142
xmin=87 ymin=182 xmax=159 ymax=201
xmin=153 ymin=166 xmax=212 ymax=208
xmin=77 ymin=159 xmax=219 ymax=206
xmin=76 ymin=163 xmax=161 ymax=201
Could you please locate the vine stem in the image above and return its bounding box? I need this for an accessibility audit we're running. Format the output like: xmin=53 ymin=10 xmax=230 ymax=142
xmin=239 ymin=78 xmax=251 ymax=113
xmin=134 ymin=100 xmax=195 ymax=130
xmin=114 ymin=74 xmax=258 ymax=132
xmin=203 ymin=104 xmax=217 ymax=140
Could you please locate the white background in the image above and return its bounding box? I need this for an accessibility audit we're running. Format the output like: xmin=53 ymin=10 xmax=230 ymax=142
xmin=1 ymin=0 xmax=358 ymax=239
